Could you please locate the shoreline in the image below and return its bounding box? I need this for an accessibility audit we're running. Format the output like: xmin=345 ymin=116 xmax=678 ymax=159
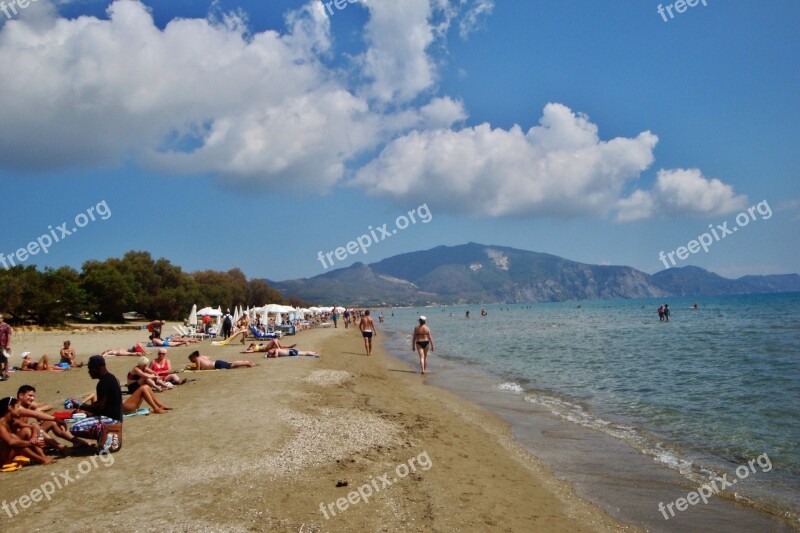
xmin=0 ymin=322 xmax=637 ymax=531
xmin=376 ymin=316 xmax=799 ymax=532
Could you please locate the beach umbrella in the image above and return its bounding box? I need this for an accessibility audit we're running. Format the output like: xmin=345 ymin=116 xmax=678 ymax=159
xmin=275 ymin=312 xmax=283 ymax=325
xmin=189 ymin=304 xmax=198 ymax=326
xmin=232 ymin=307 xmax=241 ymax=325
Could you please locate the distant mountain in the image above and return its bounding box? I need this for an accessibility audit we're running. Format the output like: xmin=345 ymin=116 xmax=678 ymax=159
xmin=271 ymin=244 xmax=799 ymax=306
xmin=652 ymin=266 xmax=800 ymax=296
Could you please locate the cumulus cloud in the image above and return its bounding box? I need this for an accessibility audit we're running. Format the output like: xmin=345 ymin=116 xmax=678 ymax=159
xmin=616 ymin=168 xmax=748 ymax=222
xmin=0 ymin=0 xmax=746 ymax=220
xmin=351 ymin=103 xmax=660 ymax=217
xmin=358 ymin=0 xmax=437 ymax=103
xmin=0 ymin=0 xmax=372 ymax=185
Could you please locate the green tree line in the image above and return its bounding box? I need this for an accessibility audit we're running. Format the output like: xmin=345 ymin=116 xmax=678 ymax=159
xmin=0 ymin=251 xmax=307 ymax=324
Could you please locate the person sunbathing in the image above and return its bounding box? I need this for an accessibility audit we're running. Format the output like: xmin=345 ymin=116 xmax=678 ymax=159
xmin=59 ymin=340 xmax=83 ymax=367
xmin=149 ymin=349 xmax=188 ymax=386
xmin=242 ymin=340 xmax=296 ymax=353
xmin=150 ymin=335 xmax=194 ymax=348
xmin=265 ymin=348 xmax=320 ymax=358
xmin=127 ymin=356 xmax=172 ymax=393
xmin=0 ymin=397 xmax=55 ymax=466
xmin=188 ymin=351 xmax=254 ymax=370
xmin=20 ymin=353 xmax=61 ymax=371
xmin=102 ymin=343 xmax=150 ymax=356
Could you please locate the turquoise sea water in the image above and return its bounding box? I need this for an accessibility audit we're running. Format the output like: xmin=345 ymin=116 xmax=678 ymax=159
xmin=378 ymin=293 xmax=800 ymax=527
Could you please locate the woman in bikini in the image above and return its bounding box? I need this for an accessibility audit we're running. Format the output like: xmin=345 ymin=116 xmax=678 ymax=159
xmin=127 ymin=356 xmax=172 ymax=393
xmin=412 ymin=316 xmax=434 ymax=375
xmin=59 ymin=340 xmax=83 ymax=367
xmin=149 ymin=349 xmax=187 ymax=386
xmin=20 ymin=354 xmax=58 ymax=372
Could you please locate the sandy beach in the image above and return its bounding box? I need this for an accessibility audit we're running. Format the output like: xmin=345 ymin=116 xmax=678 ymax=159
xmin=0 ymin=324 xmax=639 ymax=532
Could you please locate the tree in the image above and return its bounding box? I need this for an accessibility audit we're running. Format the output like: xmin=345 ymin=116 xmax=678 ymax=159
xmin=81 ymin=260 xmax=138 ymax=322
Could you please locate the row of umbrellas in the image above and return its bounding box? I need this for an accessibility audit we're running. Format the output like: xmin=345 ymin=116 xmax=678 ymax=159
xmin=188 ymin=305 xmax=346 ymax=328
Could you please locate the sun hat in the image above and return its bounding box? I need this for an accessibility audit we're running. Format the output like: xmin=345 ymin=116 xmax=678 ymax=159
xmin=419 ymin=316 xmax=426 ymax=321
xmin=20 ymin=352 xmax=31 ymax=359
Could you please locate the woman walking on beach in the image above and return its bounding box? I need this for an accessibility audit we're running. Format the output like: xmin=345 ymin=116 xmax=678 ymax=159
xmin=412 ymin=316 xmax=434 ymax=375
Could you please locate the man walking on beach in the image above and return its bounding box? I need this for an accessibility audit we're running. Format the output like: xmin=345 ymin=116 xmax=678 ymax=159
xmin=0 ymin=314 xmax=12 ymax=381
xmin=222 ymin=310 xmax=233 ymax=339
xmin=359 ymin=310 xmax=377 ymax=356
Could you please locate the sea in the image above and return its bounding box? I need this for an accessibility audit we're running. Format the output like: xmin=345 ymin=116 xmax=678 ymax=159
xmin=376 ymin=293 xmax=800 ymax=532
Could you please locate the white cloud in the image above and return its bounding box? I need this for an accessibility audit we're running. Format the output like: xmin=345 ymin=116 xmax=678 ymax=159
xmin=459 ymin=0 xmax=494 ymax=38
xmin=0 ymin=0 xmax=747 ymax=221
xmin=358 ymin=0 xmax=437 ymax=103
xmin=0 ymin=0 xmax=389 ymax=187
xmin=351 ymin=103 xmax=659 ymax=217
xmin=616 ymin=168 xmax=748 ymax=221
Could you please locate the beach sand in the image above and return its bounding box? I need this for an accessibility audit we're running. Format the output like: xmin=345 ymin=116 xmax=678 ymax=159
xmin=0 ymin=324 xmax=639 ymax=532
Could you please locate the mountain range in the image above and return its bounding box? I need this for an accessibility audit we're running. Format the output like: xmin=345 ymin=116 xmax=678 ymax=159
xmin=271 ymin=243 xmax=800 ymax=306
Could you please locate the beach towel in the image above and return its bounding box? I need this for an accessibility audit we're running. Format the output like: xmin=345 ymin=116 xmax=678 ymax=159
xmin=123 ymin=408 xmax=151 ymax=418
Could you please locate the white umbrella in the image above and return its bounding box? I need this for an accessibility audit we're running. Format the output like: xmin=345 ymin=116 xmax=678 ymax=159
xmin=197 ymin=307 xmax=222 ymax=317
xmin=189 ymin=304 xmax=198 ymax=326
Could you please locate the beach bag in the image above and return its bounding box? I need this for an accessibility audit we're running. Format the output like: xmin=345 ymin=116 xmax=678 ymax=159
xmin=97 ymin=423 xmax=123 ymax=454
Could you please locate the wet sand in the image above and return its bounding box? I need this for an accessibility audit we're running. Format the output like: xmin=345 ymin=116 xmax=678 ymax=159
xmin=0 ymin=324 xmax=638 ymax=532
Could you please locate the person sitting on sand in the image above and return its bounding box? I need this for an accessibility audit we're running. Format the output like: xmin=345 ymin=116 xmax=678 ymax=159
xmin=16 ymin=385 xmax=89 ymax=451
xmin=78 ymin=385 xmax=172 ymax=416
xmin=102 ymin=343 xmax=150 ymax=357
xmin=242 ymin=340 xmax=296 ymax=353
xmin=20 ymin=353 xmax=60 ymax=372
xmin=188 ymin=351 xmax=254 ymax=370
xmin=127 ymin=356 xmax=172 ymax=393
xmin=265 ymin=348 xmax=320 ymax=358
xmin=69 ymin=356 xmax=124 ymax=445
xmin=0 ymin=397 xmax=55 ymax=465
xmin=149 ymin=349 xmax=188 ymax=386
xmin=59 ymin=340 xmax=83 ymax=367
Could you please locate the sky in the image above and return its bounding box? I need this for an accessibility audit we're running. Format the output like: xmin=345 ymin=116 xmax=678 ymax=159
xmin=0 ymin=0 xmax=798 ymax=282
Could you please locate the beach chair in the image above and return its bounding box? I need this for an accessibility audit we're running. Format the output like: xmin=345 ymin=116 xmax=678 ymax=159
xmin=187 ymin=325 xmax=207 ymax=340
xmin=249 ymin=325 xmax=281 ymax=340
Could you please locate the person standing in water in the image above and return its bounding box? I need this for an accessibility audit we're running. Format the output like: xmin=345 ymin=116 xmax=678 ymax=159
xmin=359 ymin=310 xmax=377 ymax=356
xmin=412 ymin=316 xmax=434 ymax=375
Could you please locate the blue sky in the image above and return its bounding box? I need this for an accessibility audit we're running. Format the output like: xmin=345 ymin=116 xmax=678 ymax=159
xmin=1 ymin=0 xmax=798 ymax=282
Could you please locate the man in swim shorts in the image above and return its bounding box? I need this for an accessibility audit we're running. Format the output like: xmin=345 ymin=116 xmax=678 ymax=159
xmin=359 ymin=310 xmax=377 ymax=356
xmin=265 ymin=348 xmax=320 ymax=358
xmin=188 ymin=351 xmax=254 ymax=370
